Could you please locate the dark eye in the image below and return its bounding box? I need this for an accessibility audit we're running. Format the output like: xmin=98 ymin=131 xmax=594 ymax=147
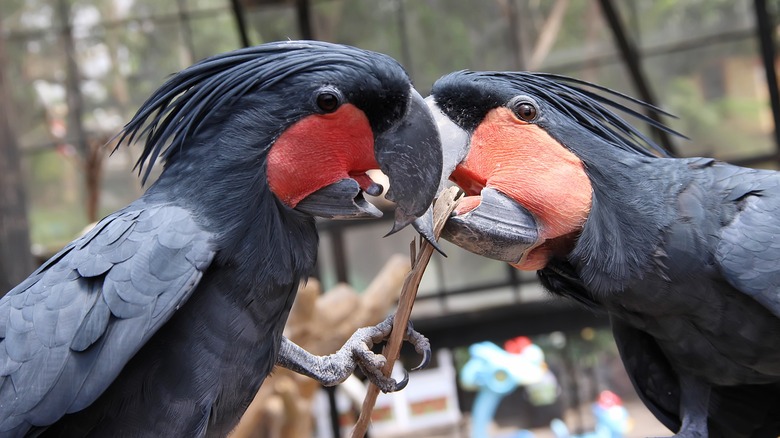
xmin=316 ymin=91 xmax=340 ymax=113
xmin=513 ymin=101 xmax=538 ymax=122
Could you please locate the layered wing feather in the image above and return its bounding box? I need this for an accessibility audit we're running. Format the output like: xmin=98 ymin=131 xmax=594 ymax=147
xmin=0 ymin=203 xmax=214 ymax=435
xmin=715 ymin=167 xmax=780 ymax=318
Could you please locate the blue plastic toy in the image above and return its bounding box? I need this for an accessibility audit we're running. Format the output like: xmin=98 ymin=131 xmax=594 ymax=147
xmin=550 ymin=390 xmax=632 ymax=438
xmin=459 ymin=337 xmax=554 ymax=438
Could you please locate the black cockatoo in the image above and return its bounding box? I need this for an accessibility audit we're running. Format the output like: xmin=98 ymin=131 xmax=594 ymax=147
xmin=0 ymin=41 xmax=443 ymax=437
xmin=426 ymin=71 xmax=780 ymax=437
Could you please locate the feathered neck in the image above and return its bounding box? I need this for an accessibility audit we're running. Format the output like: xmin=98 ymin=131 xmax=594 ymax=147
xmin=558 ymin=132 xmax=684 ymax=294
xmin=142 ymin=108 xmax=318 ymax=291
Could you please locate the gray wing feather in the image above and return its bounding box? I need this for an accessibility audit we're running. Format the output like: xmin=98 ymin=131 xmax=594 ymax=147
xmin=70 ymin=290 xmax=110 ymax=352
xmin=0 ymin=203 xmax=215 ymax=434
xmin=716 ymin=170 xmax=780 ymax=318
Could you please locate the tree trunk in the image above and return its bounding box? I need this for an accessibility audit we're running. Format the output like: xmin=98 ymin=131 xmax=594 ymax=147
xmin=58 ymin=0 xmax=103 ymax=222
xmin=0 ymin=22 xmax=34 ymax=295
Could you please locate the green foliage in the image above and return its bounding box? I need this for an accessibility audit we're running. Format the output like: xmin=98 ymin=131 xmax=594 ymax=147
xmin=25 ymin=151 xmax=88 ymax=248
xmin=665 ymin=77 xmax=774 ymax=159
xmin=4 ymin=0 xmax=776 ymax=251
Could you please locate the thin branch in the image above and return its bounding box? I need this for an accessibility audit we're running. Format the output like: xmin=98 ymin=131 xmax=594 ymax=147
xmin=351 ymin=187 xmax=461 ymax=437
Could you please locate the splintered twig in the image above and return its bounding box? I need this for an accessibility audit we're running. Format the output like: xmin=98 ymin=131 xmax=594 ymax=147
xmin=351 ymin=186 xmax=461 ymax=438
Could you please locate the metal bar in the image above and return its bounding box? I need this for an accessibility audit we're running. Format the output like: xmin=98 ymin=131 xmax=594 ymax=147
xmin=730 ymin=151 xmax=780 ymax=167
xmin=545 ymin=28 xmax=754 ymax=73
xmin=57 ymin=0 xmax=89 ymax=160
xmin=175 ymin=0 xmax=197 ymax=63
xmin=414 ymin=300 xmax=609 ymax=348
xmin=434 ymin=258 xmax=449 ymax=313
xmin=396 ymin=0 xmax=414 ymax=77
xmin=324 ymin=386 xmax=341 ymax=438
xmin=4 ymin=6 xmax=232 ymax=42
xmin=230 ymin=0 xmax=251 ymax=48
xmin=597 ymin=0 xmax=677 ymax=155
xmin=754 ymin=0 xmax=780 ymax=162
xmin=505 ymin=0 xmax=526 ymax=70
xmin=563 ymin=336 xmax=586 ymax=433
xmin=296 ymin=0 xmax=313 ymax=40
xmin=508 ymin=263 xmax=522 ymax=302
xmin=0 ymin=16 xmax=34 ymax=295
xmin=414 ymin=277 xmax=539 ymax=302
xmin=330 ymin=229 xmax=349 ymax=283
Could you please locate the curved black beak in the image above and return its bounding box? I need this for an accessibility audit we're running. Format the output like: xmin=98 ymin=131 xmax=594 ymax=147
xmin=295 ymin=178 xmax=383 ymax=219
xmin=442 ymin=187 xmax=538 ymax=263
xmin=376 ymin=87 xmax=443 ymax=240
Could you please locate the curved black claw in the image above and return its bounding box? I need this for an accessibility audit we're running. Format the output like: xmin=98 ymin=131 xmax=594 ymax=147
xmin=394 ymin=370 xmax=410 ymax=391
xmin=412 ymin=348 xmax=431 ymax=371
xmin=357 ymin=360 xmax=407 ymax=394
xmin=341 ymin=315 xmax=432 ymax=393
xmin=401 ymin=319 xmax=432 ymax=371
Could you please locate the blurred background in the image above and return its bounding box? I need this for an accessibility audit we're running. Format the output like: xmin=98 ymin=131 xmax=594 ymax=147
xmin=2 ymin=0 xmax=779 ymax=436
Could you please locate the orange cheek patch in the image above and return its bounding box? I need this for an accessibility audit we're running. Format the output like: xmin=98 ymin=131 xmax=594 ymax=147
xmin=458 ymin=107 xmax=592 ymax=241
xmin=267 ymin=104 xmax=378 ymax=207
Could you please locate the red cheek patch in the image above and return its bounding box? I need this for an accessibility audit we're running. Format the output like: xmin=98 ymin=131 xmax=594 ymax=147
xmin=267 ymin=104 xmax=379 ymax=207
xmin=457 ymin=107 xmax=592 ymax=241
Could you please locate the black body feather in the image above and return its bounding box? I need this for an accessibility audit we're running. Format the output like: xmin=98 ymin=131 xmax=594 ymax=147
xmin=1 ymin=41 xmax=420 ymax=436
xmin=432 ymin=71 xmax=780 ymax=437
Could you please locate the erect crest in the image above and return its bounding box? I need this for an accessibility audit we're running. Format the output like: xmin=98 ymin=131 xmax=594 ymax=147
xmin=113 ymin=41 xmax=394 ymax=184
xmin=455 ymin=71 xmax=685 ymax=158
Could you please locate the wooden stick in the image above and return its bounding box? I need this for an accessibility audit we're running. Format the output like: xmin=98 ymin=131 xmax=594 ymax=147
xmin=351 ymin=187 xmax=461 ymax=438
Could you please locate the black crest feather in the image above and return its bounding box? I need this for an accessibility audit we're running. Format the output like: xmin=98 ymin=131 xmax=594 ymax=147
xmin=113 ymin=41 xmax=389 ymax=184
xmin=500 ymin=71 xmax=685 ymax=157
xmin=439 ymin=70 xmax=686 ymax=158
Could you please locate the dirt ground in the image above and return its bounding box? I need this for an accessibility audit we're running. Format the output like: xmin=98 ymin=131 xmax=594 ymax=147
xmin=411 ymin=399 xmax=672 ymax=437
xmin=516 ymin=399 xmax=672 ymax=438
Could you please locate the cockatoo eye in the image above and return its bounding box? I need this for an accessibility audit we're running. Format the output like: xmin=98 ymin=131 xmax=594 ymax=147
xmin=316 ymin=91 xmax=341 ymax=113
xmin=508 ymin=96 xmax=540 ymax=123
